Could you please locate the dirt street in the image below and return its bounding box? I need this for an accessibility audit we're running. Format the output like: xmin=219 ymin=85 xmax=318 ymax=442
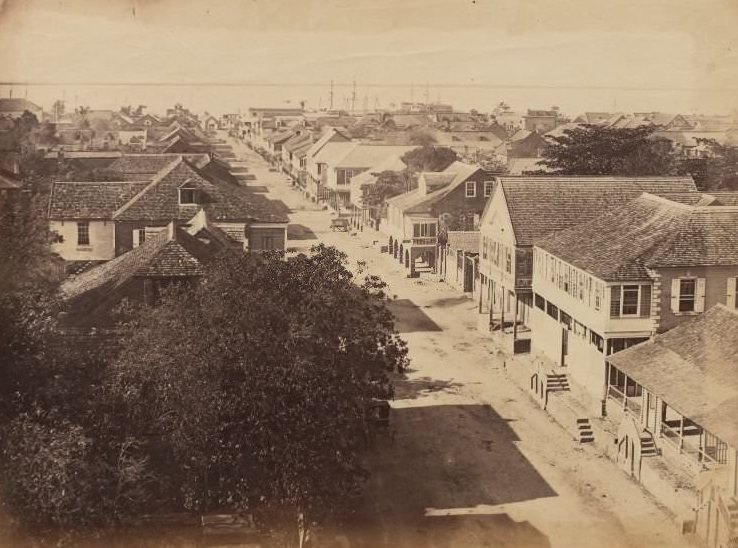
xmin=226 ymin=134 xmax=692 ymax=548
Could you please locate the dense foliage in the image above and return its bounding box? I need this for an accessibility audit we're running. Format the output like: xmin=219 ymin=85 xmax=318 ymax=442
xmin=401 ymin=145 xmax=458 ymax=174
xmin=539 ymin=124 xmax=677 ymax=176
xmin=0 ymin=244 xmax=407 ymax=546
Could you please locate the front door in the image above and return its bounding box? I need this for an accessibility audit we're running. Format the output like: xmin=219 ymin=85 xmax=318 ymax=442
xmin=561 ymin=328 xmax=569 ymax=367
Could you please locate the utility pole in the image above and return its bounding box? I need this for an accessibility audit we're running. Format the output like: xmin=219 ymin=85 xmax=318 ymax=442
xmin=329 ymin=80 xmax=334 ymax=111
xmin=351 ymin=79 xmax=356 ymax=114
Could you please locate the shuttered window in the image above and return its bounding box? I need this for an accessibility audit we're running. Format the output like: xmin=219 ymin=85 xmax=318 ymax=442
xmin=610 ymin=286 xmax=621 ymax=318
xmin=640 ymin=284 xmax=651 ymax=317
xmin=727 ymin=277 xmax=737 ymax=309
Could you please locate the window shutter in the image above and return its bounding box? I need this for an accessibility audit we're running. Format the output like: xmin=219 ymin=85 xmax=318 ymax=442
xmin=610 ymin=286 xmax=621 ymax=318
xmin=695 ymin=278 xmax=706 ymax=312
xmin=727 ymin=277 xmax=736 ymax=309
xmin=670 ymin=278 xmax=680 ymax=313
xmin=640 ymin=285 xmax=652 ymax=318
xmin=133 ymin=229 xmax=141 ymax=248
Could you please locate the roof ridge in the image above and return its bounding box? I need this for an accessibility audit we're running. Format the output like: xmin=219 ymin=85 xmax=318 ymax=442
xmin=112 ymin=156 xmax=183 ymax=219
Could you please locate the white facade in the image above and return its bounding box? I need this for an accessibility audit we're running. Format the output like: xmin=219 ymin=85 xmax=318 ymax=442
xmin=51 ymin=219 xmax=115 ymax=261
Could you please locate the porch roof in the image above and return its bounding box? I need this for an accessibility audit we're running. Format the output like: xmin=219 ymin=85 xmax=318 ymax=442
xmin=608 ymin=304 xmax=738 ymax=448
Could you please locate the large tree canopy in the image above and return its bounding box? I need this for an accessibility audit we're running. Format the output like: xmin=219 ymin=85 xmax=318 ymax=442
xmin=360 ymin=170 xmax=408 ymax=210
xmin=539 ymin=124 xmax=677 ymax=176
xmin=1 ymin=245 xmax=408 ymax=546
xmin=401 ymin=145 xmax=458 ymax=174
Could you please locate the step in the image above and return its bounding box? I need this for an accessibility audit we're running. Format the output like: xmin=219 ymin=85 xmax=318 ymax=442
xmin=579 ymin=436 xmax=595 ymax=443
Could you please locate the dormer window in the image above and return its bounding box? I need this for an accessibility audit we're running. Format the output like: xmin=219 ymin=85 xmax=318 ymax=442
xmin=179 ymin=182 xmax=199 ymax=205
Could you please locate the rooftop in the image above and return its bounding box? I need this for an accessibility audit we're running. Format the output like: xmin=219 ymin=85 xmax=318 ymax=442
xmin=536 ymin=193 xmax=738 ymax=280
xmin=48 ymin=181 xmax=150 ymax=219
xmin=489 ymin=176 xmax=698 ymax=247
xmin=608 ymin=305 xmax=738 ymax=448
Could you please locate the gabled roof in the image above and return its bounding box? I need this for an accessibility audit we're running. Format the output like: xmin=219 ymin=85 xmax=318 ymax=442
xmin=387 ymin=161 xmax=482 ymax=214
xmin=0 ymin=98 xmax=41 ymax=112
xmin=536 ymin=193 xmax=738 ymax=280
xmin=335 ymin=145 xmax=417 ymax=169
xmin=60 ymin=220 xmax=232 ymax=319
xmin=282 ymin=132 xmax=312 ymax=153
xmin=48 ymin=181 xmax=150 ymax=219
xmin=608 ymin=305 xmax=738 ymax=448
xmin=494 ymin=176 xmax=698 ymax=247
xmin=105 ymin=153 xmax=210 ymax=177
xmin=112 ymin=156 xmax=288 ymax=223
xmin=311 ymin=141 xmax=357 ymax=165
xmin=305 ymin=127 xmax=352 ymax=159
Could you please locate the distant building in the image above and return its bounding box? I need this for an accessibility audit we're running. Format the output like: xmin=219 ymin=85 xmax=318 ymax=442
xmin=523 ymin=109 xmax=560 ymax=133
xmin=0 ymin=98 xmax=43 ymax=120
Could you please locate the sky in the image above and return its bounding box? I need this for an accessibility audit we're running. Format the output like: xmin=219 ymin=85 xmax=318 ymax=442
xmin=0 ymin=0 xmax=736 ymax=116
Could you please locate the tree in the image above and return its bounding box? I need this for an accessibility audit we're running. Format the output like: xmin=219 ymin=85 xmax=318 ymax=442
xmin=360 ymin=170 xmax=408 ymax=214
xmin=407 ymin=128 xmax=437 ymax=146
xmin=539 ymin=124 xmax=677 ymax=175
xmin=680 ymin=139 xmax=738 ymax=191
xmin=401 ymin=145 xmax=458 ymax=173
xmin=99 ymin=245 xmax=407 ymax=545
xmin=75 ymin=106 xmax=91 ymax=129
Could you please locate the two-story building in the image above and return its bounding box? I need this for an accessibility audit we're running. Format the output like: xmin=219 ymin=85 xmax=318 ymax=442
xmin=605 ymin=305 xmax=738 ymax=548
xmin=479 ymin=176 xmax=698 ymax=354
xmin=304 ymin=128 xmax=352 ymax=201
xmin=384 ymin=161 xmax=494 ymax=276
xmin=531 ymin=192 xmax=738 ymax=402
xmin=323 ymin=145 xmax=417 ymax=210
xmin=49 ymin=154 xmax=289 ymax=261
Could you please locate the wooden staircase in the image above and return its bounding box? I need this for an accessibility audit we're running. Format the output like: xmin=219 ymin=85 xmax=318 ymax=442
xmin=640 ymin=432 xmax=659 ymax=457
xmin=577 ymin=418 xmax=594 ymax=443
xmin=546 ymin=373 xmax=570 ymax=393
xmin=413 ymin=257 xmax=434 ymax=274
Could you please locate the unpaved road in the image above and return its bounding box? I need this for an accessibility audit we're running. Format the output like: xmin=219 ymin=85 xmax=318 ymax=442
xmin=227 ymin=134 xmax=692 ymax=548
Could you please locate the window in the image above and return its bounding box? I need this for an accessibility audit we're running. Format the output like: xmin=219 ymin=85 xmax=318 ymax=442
xmin=534 ymin=293 xmax=545 ymax=310
xmin=505 ymin=248 xmax=512 ymax=274
xmin=77 ymin=221 xmax=90 ymax=246
xmin=133 ymin=228 xmax=146 ymax=248
xmin=413 ymin=223 xmax=437 ymax=238
xmin=546 ymin=302 xmax=559 ymax=320
xmin=179 ymin=187 xmax=198 ymax=205
xmin=337 ymin=169 xmax=353 ymax=186
xmin=260 ymin=236 xmax=275 ymax=250
xmin=465 ymin=181 xmax=476 ymax=198
xmin=484 ymin=181 xmax=494 ymax=197
xmin=621 ymin=285 xmax=640 ymax=315
xmin=678 ymin=278 xmax=696 ymax=312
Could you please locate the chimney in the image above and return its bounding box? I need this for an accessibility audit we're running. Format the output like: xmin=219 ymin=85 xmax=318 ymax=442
xmin=167 ymin=221 xmax=176 ymax=241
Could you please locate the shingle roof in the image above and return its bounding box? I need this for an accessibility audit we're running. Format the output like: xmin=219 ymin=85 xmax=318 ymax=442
xmin=446 ymin=231 xmax=480 ymax=252
xmin=496 ymin=176 xmax=698 ymax=247
xmin=113 ymin=157 xmax=288 ymax=223
xmin=282 ymin=133 xmax=312 ymax=153
xmin=48 ymin=181 xmax=150 ymax=219
xmin=105 ymin=153 xmax=209 ymax=177
xmin=60 ymin=222 xmax=226 ymax=310
xmin=608 ymin=305 xmax=738 ymax=448
xmin=312 ymin=142 xmax=356 ymax=165
xmin=536 ymin=193 xmax=738 ymax=280
xmin=387 ymin=161 xmax=483 ymax=214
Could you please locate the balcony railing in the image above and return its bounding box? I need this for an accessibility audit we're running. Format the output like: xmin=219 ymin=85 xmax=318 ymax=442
xmin=659 ymin=421 xmax=724 ymax=468
xmin=412 ymin=237 xmax=437 ymax=246
xmin=606 ymin=385 xmax=642 ymax=418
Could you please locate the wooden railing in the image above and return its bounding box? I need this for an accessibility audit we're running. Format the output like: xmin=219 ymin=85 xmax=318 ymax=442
xmin=659 ymin=421 xmax=722 ymax=468
xmin=412 ymin=237 xmax=437 ymax=246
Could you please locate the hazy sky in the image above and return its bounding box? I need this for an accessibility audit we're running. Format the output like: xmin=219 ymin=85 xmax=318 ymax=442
xmin=0 ymin=0 xmax=736 ymax=115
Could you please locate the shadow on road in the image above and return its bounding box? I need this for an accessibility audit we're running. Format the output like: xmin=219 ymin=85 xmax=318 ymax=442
xmin=353 ymin=403 xmax=555 ymax=547
xmin=393 ymin=376 xmax=465 ymax=400
xmin=388 ymin=299 xmax=443 ymax=333
xmin=427 ymin=296 xmax=473 ymax=309
xmin=287 ymin=224 xmax=318 ymax=240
